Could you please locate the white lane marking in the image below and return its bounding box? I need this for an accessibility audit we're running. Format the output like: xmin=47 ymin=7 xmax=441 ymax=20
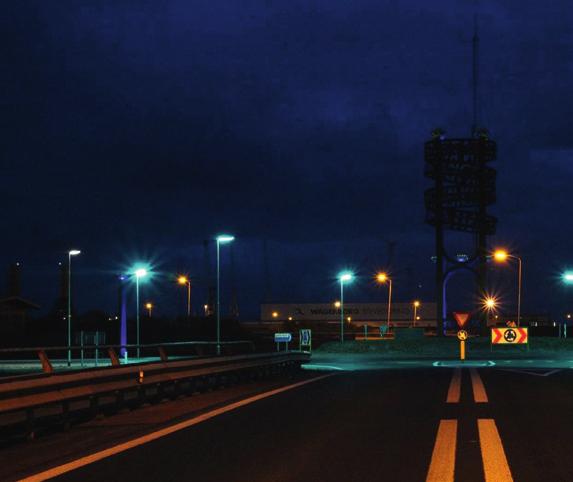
xmin=19 ymin=374 xmax=335 ymax=482
xmin=498 ymin=368 xmax=562 ymax=377
xmin=433 ymin=360 xmax=495 ymax=367
xmin=426 ymin=419 xmax=457 ymax=482
xmin=302 ymin=364 xmax=345 ymax=371
xmin=470 ymin=368 xmax=488 ymax=403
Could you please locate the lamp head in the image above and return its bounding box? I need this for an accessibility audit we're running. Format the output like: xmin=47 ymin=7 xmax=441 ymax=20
xmin=376 ymin=272 xmax=389 ymax=283
xmin=135 ymin=268 xmax=147 ymax=278
xmin=216 ymin=234 xmax=235 ymax=243
xmin=338 ymin=272 xmax=354 ymax=283
xmin=483 ymin=296 xmax=497 ymax=310
xmin=562 ymin=272 xmax=573 ymax=284
xmin=69 ymin=250 xmax=81 ymax=256
xmin=493 ymin=249 xmax=509 ymax=262
xmin=178 ymin=276 xmax=189 ymax=285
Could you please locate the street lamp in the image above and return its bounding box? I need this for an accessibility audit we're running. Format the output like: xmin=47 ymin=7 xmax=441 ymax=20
xmin=413 ymin=300 xmax=421 ymax=326
xmin=216 ymin=234 xmax=235 ymax=355
xmin=178 ymin=275 xmax=191 ymax=318
xmin=376 ymin=273 xmax=393 ymax=331
xmin=67 ymin=249 xmax=81 ymax=366
xmin=338 ymin=272 xmax=354 ymax=342
xmin=562 ymin=272 xmax=573 ymax=284
xmin=483 ymin=296 xmax=498 ymax=311
xmin=493 ymin=249 xmax=523 ymax=326
xmin=134 ymin=268 xmax=147 ymax=358
xmin=145 ymin=302 xmax=153 ymax=317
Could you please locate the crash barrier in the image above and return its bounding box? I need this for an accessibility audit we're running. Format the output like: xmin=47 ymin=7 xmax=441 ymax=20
xmin=0 ymin=340 xmax=256 ymax=375
xmin=0 ymin=350 xmax=310 ymax=439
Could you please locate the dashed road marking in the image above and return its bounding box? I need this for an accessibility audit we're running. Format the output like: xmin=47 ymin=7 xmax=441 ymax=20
xmin=426 ymin=419 xmax=457 ymax=482
xmin=478 ymin=419 xmax=514 ymax=481
xmin=446 ymin=368 xmax=461 ymax=403
xmin=470 ymin=368 xmax=488 ymax=403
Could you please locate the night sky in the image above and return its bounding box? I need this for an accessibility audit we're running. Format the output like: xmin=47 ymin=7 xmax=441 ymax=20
xmin=3 ymin=1 xmax=573 ymax=319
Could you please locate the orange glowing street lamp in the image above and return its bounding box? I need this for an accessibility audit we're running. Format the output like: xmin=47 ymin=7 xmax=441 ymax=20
xmin=492 ymin=249 xmax=523 ymax=326
xmin=178 ymin=275 xmax=191 ymax=318
xmin=145 ymin=302 xmax=153 ymax=317
xmin=413 ymin=300 xmax=421 ymax=326
xmin=376 ymin=273 xmax=393 ymax=331
xmin=483 ymin=296 xmax=498 ymax=311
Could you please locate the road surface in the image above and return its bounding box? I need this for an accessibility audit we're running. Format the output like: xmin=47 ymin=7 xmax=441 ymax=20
xmin=2 ymin=364 xmax=573 ymax=481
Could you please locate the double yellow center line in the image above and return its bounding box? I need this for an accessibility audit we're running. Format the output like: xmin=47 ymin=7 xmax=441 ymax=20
xmin=427 ymin=368 xmax=513 ymax=482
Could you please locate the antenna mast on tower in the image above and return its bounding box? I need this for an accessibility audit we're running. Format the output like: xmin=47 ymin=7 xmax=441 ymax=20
xmin=472 ymin=14 xmax=479 ymax=136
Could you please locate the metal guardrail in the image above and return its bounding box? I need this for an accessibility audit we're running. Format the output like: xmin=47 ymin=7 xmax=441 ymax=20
xmin=0 ymin=340 xmax=256 ymax=376
xmin=0 ymin=350 xmax=310 ymax=439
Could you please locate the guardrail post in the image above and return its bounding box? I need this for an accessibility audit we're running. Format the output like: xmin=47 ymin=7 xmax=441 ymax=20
xmin=108 ymin=348 xmax=120 ymax=367
xmin=95 ymin=332 xmax=99 ymax=367
xmin=158 ymin=346 xmax=168 ymax=362
xmin=80 ymin=331 xmax=84 ymax=367
xmin=37 ymin=349 xmax=53 ymax=374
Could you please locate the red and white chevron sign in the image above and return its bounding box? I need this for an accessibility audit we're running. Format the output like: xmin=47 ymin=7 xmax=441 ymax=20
xmin=491 ymin=327 xmax=528 ymax=344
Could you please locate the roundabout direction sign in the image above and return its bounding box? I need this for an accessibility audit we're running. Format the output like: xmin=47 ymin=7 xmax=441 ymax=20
xmin=491 ymin=327 xmax=528 ymax=344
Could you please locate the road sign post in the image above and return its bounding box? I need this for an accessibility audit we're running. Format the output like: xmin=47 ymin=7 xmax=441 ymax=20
xmin=457 ymin=330 xmax=468 ymax=360
xmin=275 ymin=332 xmax=292 ymax=352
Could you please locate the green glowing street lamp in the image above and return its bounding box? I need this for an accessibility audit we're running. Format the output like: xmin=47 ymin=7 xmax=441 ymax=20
xmin=338 ymin=271 xmax=354 ymax=342
xmin=134 ymin=267 xmax=148 ymax=358
xmin=67 ymin=249 xmax=81 ymax=366
xmin=562 ymin=272 xmax=573 ymax=284
xmin=216 ymin=235 xmax=235 ymax=355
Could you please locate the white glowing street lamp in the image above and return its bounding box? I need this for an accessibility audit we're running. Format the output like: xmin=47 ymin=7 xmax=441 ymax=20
xmin=338 ymin=272 xmax=354 ymax=342
xmin=216 ymin=235 xmax=235 ymax=355
xmin=67 ymin=249 xmax=81 ymax=366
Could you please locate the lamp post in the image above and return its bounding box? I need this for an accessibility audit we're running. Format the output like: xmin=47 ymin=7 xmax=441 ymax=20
xmin=134 ymin=268 xmax=147 ymax=358
xmin=216 ymin=235 xmax=235 ymax=355
xmin=562 ymin=273 xmax=573 ymax=338
xmin=178 ymin=276 xmax=191 ymax=318
xmin=376 ymin=273 xmax=392 ymax=332
xmin=493 ymin=249 xmax=523 ymax=326
xmin=338 ymin=272 xmax=354 ymax=342
xmin=67 ymin=250 xmax=81 ymax=366
xmin=413 ymin=300 xmax=421 ymax=326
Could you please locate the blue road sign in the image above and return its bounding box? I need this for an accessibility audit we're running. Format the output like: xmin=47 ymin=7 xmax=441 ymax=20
xmin=300 ymin=329 xmax=311 ymax=346
xmin=274 ymin=333 xmax=292 ymax=343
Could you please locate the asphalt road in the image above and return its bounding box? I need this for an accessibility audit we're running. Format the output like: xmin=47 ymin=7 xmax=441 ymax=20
xmin=5 ymin=365 xmax=573 ymax=481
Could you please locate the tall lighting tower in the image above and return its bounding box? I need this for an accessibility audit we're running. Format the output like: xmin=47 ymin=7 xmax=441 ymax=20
xmin=424 ymin=18 xmax=497 ymax=335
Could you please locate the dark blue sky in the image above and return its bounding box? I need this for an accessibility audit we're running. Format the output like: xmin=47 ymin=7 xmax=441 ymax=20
xmin=3 ymin=0 xmax=573 ymax=319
